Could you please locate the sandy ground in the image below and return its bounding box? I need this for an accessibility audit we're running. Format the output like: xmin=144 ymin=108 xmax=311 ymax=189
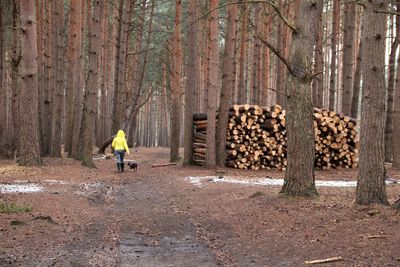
xmin=0 ymin=147 xmax=400 ymax=267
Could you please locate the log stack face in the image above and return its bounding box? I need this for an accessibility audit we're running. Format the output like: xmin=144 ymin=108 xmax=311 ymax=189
xmin=192 ymin=104 xmax=359 ymax=170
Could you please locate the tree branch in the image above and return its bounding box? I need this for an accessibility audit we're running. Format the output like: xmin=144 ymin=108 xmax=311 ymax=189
xmin=194 ymin=0 xmax=297 ymax=34
xmin=255 ymin=32 xmax=297 ymax=77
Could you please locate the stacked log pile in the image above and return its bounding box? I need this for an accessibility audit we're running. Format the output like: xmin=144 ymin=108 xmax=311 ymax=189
xmin=193 ymin=104 xmax=359 ymax=170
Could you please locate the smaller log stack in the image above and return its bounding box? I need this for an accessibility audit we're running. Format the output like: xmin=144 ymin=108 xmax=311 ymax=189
xmin=193 ymin=113 xmax=207 ymax=165
xmin=192 ymin=104 xmax=359 ymax=170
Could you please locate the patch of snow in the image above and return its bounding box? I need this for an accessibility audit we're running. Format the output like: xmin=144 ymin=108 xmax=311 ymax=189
xmin=0 ymin=183 xmax=44 ymax=193
xmin=42 ymin=179 xmax=67 ymax=185
xmin=186 ymin=176 xmax=398 ymax=188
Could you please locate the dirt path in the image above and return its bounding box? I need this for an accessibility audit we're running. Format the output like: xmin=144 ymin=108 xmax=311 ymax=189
xmin=1 ymin=147 xmax=400 ymax=266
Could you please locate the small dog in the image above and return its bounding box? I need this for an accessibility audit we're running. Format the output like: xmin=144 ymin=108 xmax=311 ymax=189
xmin=127 ymin=160 xmax=138 ymax=171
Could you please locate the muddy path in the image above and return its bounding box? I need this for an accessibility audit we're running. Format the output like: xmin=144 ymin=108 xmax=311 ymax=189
xmin=110 ymin=175 xmax=217 ymax=267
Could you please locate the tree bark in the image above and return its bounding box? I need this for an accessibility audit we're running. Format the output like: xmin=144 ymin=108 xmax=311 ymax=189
xmin=50 ymin=0 xmax=64 ymax=157
xmin=356 ymin=0 xmax=388 ymax=205
xmin=351 ymin=39 xmax=362 ymax=119
xmin=341 ymin=2 xmax=356 ymax=116
xmin=392 ymin=6 xmax=400 ymax=169
xmin=65 ymin=0 xmax=82 ymax=155
xmin=237 ymin=4 xmax=248 ymax=105
xmin=170 ymin=0 xmax=183 ymax=162
xmin=216 ymin=0 xmax=238 ymax=167
xmin=312 ymin=3 xmax=324 ymax=108
xmin=18 ymin=0 xmax=41 ymax=166
xmin=276 ymin=0 xmax=289 ymax=109
xmin=40 ymin=0 xmax=52 ymax=156
xmin=112 ymin=0 xmax=129 ymax=133
xmin=205 ymin=0 xmax=219 ymax=167
xmin=183 ymin=0 xmax=198 ymax=165
xmin=385 ymin=10 xmax=400 ymax=163
xmin=329 ymin=0 xmax=340 ymax=111
xmin=280 ymin=0 xmax=322 ymax=197
xmin=10 ymin=0 xmax=21 ymax=155
xmin=77 ymin=0 xmax=102 ymax=167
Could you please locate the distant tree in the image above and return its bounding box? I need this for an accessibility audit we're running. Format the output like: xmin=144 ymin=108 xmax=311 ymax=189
xmin=18 ymin=0 xmax=41 ymax=166
xmin=356 ymin=0 xmax=388 ymax=205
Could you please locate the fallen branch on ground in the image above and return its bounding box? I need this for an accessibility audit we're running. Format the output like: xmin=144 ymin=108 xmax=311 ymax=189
xmin=151 ymin=163 xmax=178 ymax=168
xmin=305 ymin=256 xmax=343 ymax=265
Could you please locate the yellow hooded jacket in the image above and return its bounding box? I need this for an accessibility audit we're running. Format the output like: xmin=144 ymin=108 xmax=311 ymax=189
xmin=112 ymin=130 xmax=130 ymax=154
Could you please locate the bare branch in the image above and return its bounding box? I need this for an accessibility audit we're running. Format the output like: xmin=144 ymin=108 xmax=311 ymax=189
xmin=193 ymin=0 xmax=298 ymax=34
xmin=255 ymin=32 xmax=297 ymax=77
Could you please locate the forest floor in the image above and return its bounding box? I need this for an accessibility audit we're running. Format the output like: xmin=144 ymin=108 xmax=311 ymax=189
xmin=0 ymin=147 xmax=400 ymax=267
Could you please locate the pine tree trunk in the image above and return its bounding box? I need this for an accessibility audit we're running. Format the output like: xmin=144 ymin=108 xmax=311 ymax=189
xmin=77 ymin=0 xmax=101 ymax=167
xmin=385 ymin=13 xmax=400 ymax=162
xmin=351 ymin=39 xmax=362 ymax=119
xmin=0 ymin=1 xmax=3 ymax=145
xmin=10 ymin=0 xmax=21 ymax=154
xmin=205 ymin=0 xmax=219 ymax=166
xmin=356 ymin=0 xmax=388 ymax=205
xmin=183 ymin=0 xmax=198 ymax=165
xmin=41 ymin=0 xmax=52 ymax=156
xmin=276 ymin=0 xmax=288 ymax=109
xmin=237 ymin=4 xmax=247 ymax=105
xmin=51 ymin=0 xmax=64 ymax=157
xmin=280 ymin=0 xmax=322 ymax=197
xmin=170 ymin=0 xmax=183 ymax=162
xmin=112 ymin=0 xmax=128 ymax=133
xmin=261 ymin=17 xmax=271 ymax=106
xmin=393 ymin=39 xmax=400 ymax=168
xmin=392 ymin=5 xmax=400 ymax=169
xmin=329 ymin=0 xmax=340 ymax=110
xmin=341 ymin=3 xmax=356 ymax=115
xmin=216 ymin=0 xmax=238 ymax=167
xmin=18 ymin=0 xmax=41 ymax=166
xmin=65 ymin=0 xmax=82 ymax=154
xmin=312 ymin=5 xmax=324 ymax=108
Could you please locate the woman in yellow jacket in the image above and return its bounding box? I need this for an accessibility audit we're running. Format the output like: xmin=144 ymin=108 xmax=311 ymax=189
xmin=112 ymin=130 xmax=130 ymax=172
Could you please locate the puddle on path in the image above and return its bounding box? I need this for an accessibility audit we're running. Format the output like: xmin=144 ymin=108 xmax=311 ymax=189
xmin=186 ymin=176 xmax=399 ymax=188
xmin=0 ymin=183 xmax=44 ymax=193
xmin=118 ymin=233 xmax=217 ymax=267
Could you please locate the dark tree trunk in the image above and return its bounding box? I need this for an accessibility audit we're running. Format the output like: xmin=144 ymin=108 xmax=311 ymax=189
xmin=77 ymin=0 xmax=102 ymax=167
xmin=170 ymin=0 xmax=183 ymax=162
xmin=216 ymin=0 xmax=238 ymax=166
xmin=280 ymin=0 xmax=322 ymax=197
xmin=205 ymin=0 xmax=219 ymax=166
xmin=385 ymin=11 xmax=400 ymax=163
xmin=356 ymin=0 xmax=389 ymax=206
xmin=183 ymin=0 xmax=198 ymax=165
xmin=312 ymin=3 xmax=323 ymax=108
xmin=18 ymin=0 xmax=41 ymax=166
xmin=341 ymin=2 xmax=356 ymax=115
xmin=51 ymin=0 xmax=64 ymax=158
xmin=329 ymin=0 xmax=340 ymax=111
xmin=351 ymin=39 xmax=362 ymax=119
